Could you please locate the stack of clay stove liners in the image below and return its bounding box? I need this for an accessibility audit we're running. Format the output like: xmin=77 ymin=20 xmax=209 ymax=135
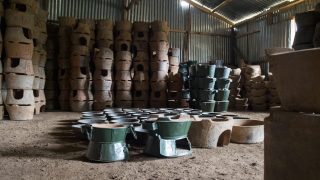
xmin=214 ymin=66 xmax=231 ymax=112
xmin=247 ymin=76 xmax=268 ymax=111
xmin=132 ymin=22 xmax=150 ymax=108
xmin=96 ymin=20 xmax=114 ymax=49
xmin=78 ymin=19 xmax=96 ymax=53
xmin=4 ymin=0 xmax=38 ymax=120
xmin=149 ymin=21 xmax=170 ymax=108
xmin=93 ymin=20 xmax=114 ymax=110
xmin=69 ymin=21 xmax=93 ymax=112
xmin=58 ymin=17 xmax=76 ymax=110
xmin=114 ymin=20 xmax=133 ymax=108
xmin=93 ymin=48 xmax=114 ymax=110
xmin=267 ymin=73 xmax=280 ymax=107
xmin=190 ymin=64 xmax=216 ymax=112
xmin=178 ymin=63 xmax=191 ymax=108
xmin=167 ymin=48 xmax=182 ymax=108
xmin=32 ymin=8 xmax=48 ymax=114
xmin=45 ymin=23 xmax=59 ymax=110
xmin=0 ymin=1 xmax=4 ymax=119
xmin=228 ymin=68 xmax=247 ymax=110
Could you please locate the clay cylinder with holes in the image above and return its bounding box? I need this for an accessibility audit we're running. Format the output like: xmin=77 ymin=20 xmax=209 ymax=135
xmin=6 ymin=73 xmax=34 ymax=89
xmin=94 ymin=79 xmax=112 ymax=91
xmin=133 ymin=61 xmax=149 ymax=72
xmin=93 ymin=69 xmax=113 ymax=80
xmin=133 ymin=80 xmax=149 ymax=91
xmin=70 ymin=90 xmax=93 ymax=101
xmin=115 ymin=60 xmax=132 ymax=71
xmin=71 ymin=33 xmax=90 ymax=47
xmin=134 ymin=51 xmax=149 ymax=62
xmin=149 ymin=41 xmax=169 ymax=52
xmin=93 ymin=101 xmax=113 ymax=110
xmin=133 ymin=90 xmax=149 ymax=101
xmin=115 ymin=70 xmax=132 ymax=81
xmin=6 ymin=105 xmax=35 ymax=121
xmin=96 ymin=30 xmax=113 ymax=41
xmin=96 ymin=39 xmax=113 ymax=49
xmin=5 ymin=27 xmax=34 ymax=59
xmin=151 ymin=60 xmax=169 ymax=72
xmin=95 ymin=47 xmax=114 ymax=59
xmin=150 ymin=81 xmax=167 ymax=91
xmin=5 ymin=9 xmax=34 ymax=30
xmin=114 ymin=40 xmax=131 ymax=52
xmin=116 ymin=80 xmax=132 ymax=91
xmin=133 ymin=100 xmax=148 ymax=108
xmin=70 ymin=100 xmax=93 ymax=112
xmin=94 ymin=90 xmax=113 ymax=102
xmin=4 ymin=58 xmax=34 ymax=75
xmin=70 ymin=67 xmax=91 ymax=79
xmin=6 ymin=89 xmax=34 ymax=105
xmin=150 ymin=90 xmax=167 ymax=101
xmin=70 ymin=79 xmax=92 ymax=90
xmin=96 ymin=20 xmax=113 ymax=31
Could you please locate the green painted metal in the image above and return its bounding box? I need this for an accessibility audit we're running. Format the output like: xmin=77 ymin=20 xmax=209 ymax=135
xmin=190 ymin=78 xmax=198 ymax=89
xmin=215 ymin=101 xmax=230 ymax=112
xmin=197 ymin=64 xmax=216 ymax=77
xmin=85 ymin=124 xmax=136 ymax=162
xmin=200 ymin=101 xmax=216 ymax=112
xmin=198 ymin=89 xmax=216 ymax=101
xmin=215 ymin=78 xmax=232 ymax=89
xmin=215 ymin=89 xmax=230 ymax=101
xmin=198 ymin=77 xmax=216 ymax=89
xmin=190 ymin=89 xmax=198 ymax=99
xmin=214 ymin=67 xmax=231 ymax=79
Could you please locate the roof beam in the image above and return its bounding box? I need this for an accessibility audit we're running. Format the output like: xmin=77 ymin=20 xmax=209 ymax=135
xmin=183 ymin=0 xmax=234 ymax=25
xmin=235 ymin=0 xmax=305 ymax=26
xmin=211 ymin=0 xmax=232 ymax=12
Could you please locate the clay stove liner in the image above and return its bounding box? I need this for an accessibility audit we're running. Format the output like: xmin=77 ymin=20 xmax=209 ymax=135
xmin=116 ymin=80 xmax=132 ymax=91
xmin=269 ymin=48 xmax=320 ymax=112
xmin=115 ymin=20 xmax=132 ymax=31
xmin=151 ymin=71 xmax=168 ymax=81
xmin=94 ymin=47 xmax=114 ymax=59
xmin=168 ymin=48 xmax=180 ymax=57
xmin=115 ymin=70 xmax=132 ymax=81
xmin=96 ymin=40 xmax=113 ymax=49
xmin=169 ymin=56 xmax=180 ymax=66
xmin=149 ymin=41 xmax=169 ymax=52
xmin=134 ymin=51 xmax=149 ymax=61
xmin=70 ymin=101 xmax=93 ymax=112
xmin=231 ymin=119 xmax=264 ymax=144
xmin=114 ymin=40 xmax=131 ymax=52
xmin=96 ymin=30 xmax=113 ymax=41
xmin=151 ymin=21 xmax=169 ymax=32
xmin=70 ymin=90 xmax=93 ymax=101
xmin=150 ymin=31 xmax=168 ymax=42
xmin=6 ymin=104 xmax=35 ymax=121
xmin=5 ymin=9 xmax=34 ymax=29
xmin=5 ymin=73 xmax=34 ymax=89
xmin=96 ymin=20 xmax=113 ymax=30
xmin=70 ymin=55 xmax=90 ymax=67
xmin=70 ymin=79 xmax=92 ymax=90
xmin=94 ymin=90 xmax=113 ymax=101
xmin=133 ymin=90 xmax=149 ymax=101
xmin=115 ymin=60 xmax=132 ymax=71
xmin=70 ymin=45 xmax=89 ymax=56
xmin=70 ymin=67 xmax=91 ymax=79
xmin=151 ymin=51 xmax=169 ymax=61
xmin=94 ymin=58 xmax=113 ymax=69
xmin=188 ymin=117 xmax=234 ymax=148
xmin=151 ymin=60 xmax=169 ymax=72
xmin=94 ymin=69 xmax=113 ymax=80
xmin=115 ymin=51 xmax=132 ymax=61
xmin=115 ymin=31 xmax=132 ymax=41
xmin=133 ymin=33 xmax=149 ymax=42
xmin=93 ymin=79 xmax=112 ymax=90
xmin=133 ymin=61 xmax=149 ymax=72
xmin=4 ymin=58 xmax=34 ymax=75
xmin=5 ymin=27 xmax=34 ymax=60
xmin=116 ymin=91 xmax=132 ymax=101
xmin=133 ymin=22 xmax=150 ymax=32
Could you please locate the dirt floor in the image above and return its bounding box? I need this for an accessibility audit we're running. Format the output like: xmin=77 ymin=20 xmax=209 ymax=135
xmin=0 ymin=111 xmax=269 ymax=180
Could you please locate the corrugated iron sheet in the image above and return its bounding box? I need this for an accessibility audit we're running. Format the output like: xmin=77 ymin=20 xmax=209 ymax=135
xmin=43 ymin=0 xmax=232 ymax=64
xmin=235 ymin=0 xmax=320 ymax=75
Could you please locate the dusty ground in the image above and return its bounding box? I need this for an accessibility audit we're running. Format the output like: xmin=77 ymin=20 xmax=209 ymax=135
xmin=0 ymin=111 xmax=268 ymax=180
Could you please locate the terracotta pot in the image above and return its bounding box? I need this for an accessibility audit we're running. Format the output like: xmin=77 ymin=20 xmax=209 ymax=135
xmin=96 ymin=20 xmax=113 ymax=31
xmin=6 ymin=73 xmax=34 ymax=89
xmin=4 ymin=58 xmax=34 ymax=75
xmin=116 ymin=80 xmax=132 ymax=91
xmin=94 ymin=69 xmax=113 ymax=80
xmin=94 ymin=90 xmax=113 ymax=102
xmin=6 ymin=104 xmax=35 ymax=121
xmin=5 ymin=27 xmax=33 ymax=59
xmin=115 ymin=20 xmax=132 ymax=31
xmin=94 ymin=79 xmax=112 ymax=91
xmin=5 ymin=9 xmax=34 ymax=30
xmin=115 ymin=31 xmax=132 ymax=41
xmin=96 ymin=30 xmax=113 ymax=41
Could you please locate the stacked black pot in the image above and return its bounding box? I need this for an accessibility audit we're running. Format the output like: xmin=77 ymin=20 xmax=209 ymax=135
xmin=214 ymin=66 xmax=231 ymax=112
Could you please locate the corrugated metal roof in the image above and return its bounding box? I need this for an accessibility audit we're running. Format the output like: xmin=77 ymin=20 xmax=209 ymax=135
xmin=194 ymin=0 xmax=290 ymax=23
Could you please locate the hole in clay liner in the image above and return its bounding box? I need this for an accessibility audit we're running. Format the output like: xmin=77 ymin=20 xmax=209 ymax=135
xmin=217 ymin=130 xmax=231 ymax=147
xmin=135 ymin=91 xmax=142 ymax=97
xmin=101 ymin=69 xmax=109 ymax=76
xmin=137 ymin=32 xmax=144 ymax=38
xmin=11 ymin=58 xmax=20 ymax=68
xmin=33 ymin=39 xmax=38 ymax=47
xmin=168 ymin=51 xmax=172 ymax=56
xmin=120 ymin=43 xmax=128 ymax=51
xmin=154 ymin=91 xmax=161 ymax=98
xmin=60 ymin=69 xmax=66 ymax=76
xmin=40 ymin=105 xmax=45 ymax=112
xmin=80 ymin=67 xmax=87 ymax=75
xmin=33 ymin=90 xmax=39 ymax=97
xmin=15 ymin=3 xmax=27 ymax=12
xmin=109 ymin=44 xmax=114 ymax=49
xmin=132 ymin=46 xmax=137 ymax=58
xmin=79 ymin=37 xmax=87 ymax=46
xmin=116 ymin=31 xmax=121 ymax=37
xmin=137 ymin=64 xmax=144 ymax=71
xmin=72 ymin=90 xmax=77 ymax=97
xmin=13 ymin=89 xmax=24 ymax=99
xmin=22 ymin=28 xmax=32 ymax=39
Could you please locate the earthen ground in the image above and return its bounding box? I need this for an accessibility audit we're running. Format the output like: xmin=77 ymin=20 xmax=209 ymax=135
xmin=0 ymin=111 xmax=268 ymax=180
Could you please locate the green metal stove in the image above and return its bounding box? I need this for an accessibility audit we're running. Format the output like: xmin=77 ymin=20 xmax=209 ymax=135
xmin=143 ymin=117 xmax=192 ymax=158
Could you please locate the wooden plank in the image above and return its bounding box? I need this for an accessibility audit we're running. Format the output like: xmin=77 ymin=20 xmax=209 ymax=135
xmin=236 ymin=30 xmax=260 ymax=38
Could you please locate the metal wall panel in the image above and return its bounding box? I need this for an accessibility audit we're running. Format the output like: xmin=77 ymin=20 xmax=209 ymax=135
xmin=235 ymin=0 xmax=320 ymax=75
xmin=44 ymin=0 xmax=232 ymax=64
